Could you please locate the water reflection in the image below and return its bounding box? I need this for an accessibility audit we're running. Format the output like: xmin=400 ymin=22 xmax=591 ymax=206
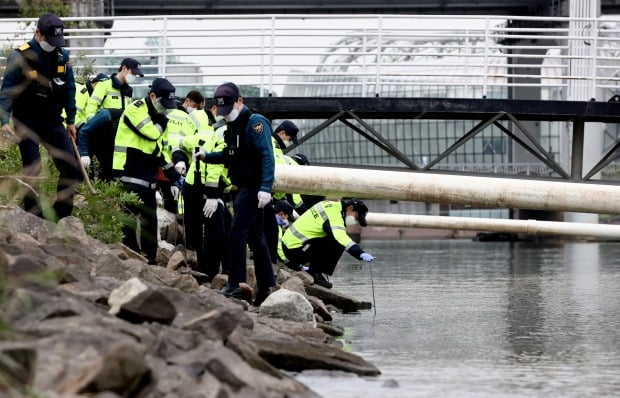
xmin=297 ymin=240 xmax=620 ymax=398
xmin=506 ymin=242 xmax=546 ymax=363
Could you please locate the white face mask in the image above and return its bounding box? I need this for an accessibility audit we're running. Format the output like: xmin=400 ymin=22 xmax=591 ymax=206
xmin=153 ymin=98 xmax=166 ymax=113
xmin=345 ymin=215 xmax=358 ymax=226
xmin=224 ymin=107 xmax=240 ymax=122
xmin=185 ymin=106 xmax=197 ymax=114
xmin=282 ymin=139 xmax=292 ymax=147
xmin=40 ymin=40 xmax=56 ymax=52
xmin=125 ymin=73 xmax=136 ymax=85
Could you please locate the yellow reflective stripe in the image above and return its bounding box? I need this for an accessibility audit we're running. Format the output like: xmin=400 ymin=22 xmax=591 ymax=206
xmin=114 ymin=145 xmax=127 ymax=153
xmin=316 ymin=203 xmax=329 ymax=222
xmin=287 ymin=223 xmax=309 ymax=243
xmin=136 ymin=117 xmax=151 ymax=130
xmin=168 ymin=112 xmax=187 ymax=122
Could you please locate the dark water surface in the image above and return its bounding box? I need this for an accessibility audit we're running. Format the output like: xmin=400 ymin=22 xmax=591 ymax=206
xmin=295 ymin=239 xmax=620 ymax=397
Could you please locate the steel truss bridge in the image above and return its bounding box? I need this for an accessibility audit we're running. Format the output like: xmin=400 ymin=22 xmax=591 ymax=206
xmin=245 ymin=97 xmax=620 ymax=184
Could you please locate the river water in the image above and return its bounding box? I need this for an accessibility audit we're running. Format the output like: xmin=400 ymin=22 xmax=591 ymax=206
xmin=295 ymin=239 xmax=620 ymax=397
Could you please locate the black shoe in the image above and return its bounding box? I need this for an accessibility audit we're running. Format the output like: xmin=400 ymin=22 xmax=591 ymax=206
xmin=311 ymin=272 xmax=332 ymax=289
xmin=253 ymin=290 xmax=270 ymax=307
xmin=218 ymin=284 xmax=246 ymax=300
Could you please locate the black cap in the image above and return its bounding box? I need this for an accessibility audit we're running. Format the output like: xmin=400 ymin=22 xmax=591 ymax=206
xmin=149 ymin=78 xmax=177 ymax=109
xmin=37 ymin=13 xmax=65 ymax=48
xmin=276 ymin=120 xmax=300 ymax=145
xmin=120 ymin=58 xmax=144 ymax=77
xmin=291 ymin=153 xmax=309 ymax=166
xmin=343 ymin=199 xmax=368 ymax=227
xmin=214 ymin=82 xmax=240 ymax=116
xmin=273 ymin=200 xmax=295 ymax=221
xmin=91 ymin=73 xmax=109 ymax=83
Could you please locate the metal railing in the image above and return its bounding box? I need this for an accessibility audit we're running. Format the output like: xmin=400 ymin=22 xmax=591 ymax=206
xmin=1 ymin=14 xmax=620 ymax=99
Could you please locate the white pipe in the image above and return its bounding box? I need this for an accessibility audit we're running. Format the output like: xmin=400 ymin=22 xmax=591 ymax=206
xmin=274 ymin=165 xmax=620 ymax=215
xmin=366 ymin=213 xmax=620 ymax=239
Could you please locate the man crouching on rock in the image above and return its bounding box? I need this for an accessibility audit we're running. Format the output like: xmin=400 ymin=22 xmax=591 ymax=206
xmin=281 ymin=199 xmax=376 ymax=289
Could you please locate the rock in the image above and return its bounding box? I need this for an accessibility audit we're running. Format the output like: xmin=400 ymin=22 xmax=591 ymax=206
xmin=181 ymin=305 xmax=245 ymax=341
xmin=281 ymin=275 xmax=307 ymax=296
xmin=305 ymin=285 xmax=372 ymax=313
xmin=166 ymin=250 xmax=185 ymax=270
xmin=258 ymin=289 xmax=316 ymax=327
xmin=117 ymin=289 xmax=177 ymax=326
xmin=0 ymin=344 xmax=37 ymax=387
xmin=306 ymin=295 xmax=332 ymax=321
xmin=316 ymin=322 xmax=344 ymax=337
xmin=0 ymin=206 xmax=52 ymax=240
xmin=64 ymin=343 xmax=154 ymax=397
xmin=107 ymin=278 xmax=148 ymax=315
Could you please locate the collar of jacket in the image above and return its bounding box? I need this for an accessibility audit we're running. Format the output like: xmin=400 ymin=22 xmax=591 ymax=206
xmin=110 ymin=73 xmax=127 ymax=90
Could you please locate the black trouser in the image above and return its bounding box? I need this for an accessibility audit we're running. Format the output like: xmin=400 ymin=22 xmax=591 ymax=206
xmin=283 ymin=236 xmax=345 ymax=276
xmin=16 ymin=118 xmax=82 ymax=220
xmin=263 ymin=201 xmax=279 ymax=263
xmin=226 ymin=187 xmax=275 ymax=291
xmin=121 ymin=183 xmax=158 ymax=262
xmin=182 ymin=182 xmax=229 ymax=278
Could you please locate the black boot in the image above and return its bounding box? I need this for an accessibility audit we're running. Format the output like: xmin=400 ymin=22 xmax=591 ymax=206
xmin=311 ymin=272 xmax=332 ymax=289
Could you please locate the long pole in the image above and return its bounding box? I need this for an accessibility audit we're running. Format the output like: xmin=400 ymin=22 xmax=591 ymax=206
xmin=365 ymin=213 xmax=620 ymax=239
xmin=274 ymin=165 xmax=620 ymax=215
xmin=70 ymin=137 xmax=97 ymax=195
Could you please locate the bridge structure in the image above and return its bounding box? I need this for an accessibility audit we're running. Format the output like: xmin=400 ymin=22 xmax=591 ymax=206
xmin=2 ymin=4 xmax=620 ymax=223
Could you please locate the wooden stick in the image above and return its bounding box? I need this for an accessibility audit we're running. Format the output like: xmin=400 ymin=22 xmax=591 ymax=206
xmin=70 ymin=136 xmax=97 ymax=195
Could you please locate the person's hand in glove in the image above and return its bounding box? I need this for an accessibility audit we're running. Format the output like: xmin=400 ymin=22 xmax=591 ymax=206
xmin=360 ymin=252 xmax=375 ymax=262
xmin=202 ymin=198 xmax=218 ymax=218
xmin=174 ymin=161 xmax=186 ymax=175
xmin=80 ymin=156 xmax=91 ymax=169
xmin=257 ymin=191 xmax=272 ymax=208
xmin=170 ymin=185 xmax=180 ymax=200
xmin=193 ymin=149 xmax=206 ymax=161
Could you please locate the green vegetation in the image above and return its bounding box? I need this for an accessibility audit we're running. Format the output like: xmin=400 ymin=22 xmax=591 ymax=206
xmin=0 ymin=142 xmax=141 ymax=244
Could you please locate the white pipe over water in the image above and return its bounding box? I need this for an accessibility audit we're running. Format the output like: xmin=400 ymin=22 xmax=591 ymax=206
xmin=366 ymin=213 xmax=620 ymax=239
xmin=274 ymin=165 xmax=620 ymax=215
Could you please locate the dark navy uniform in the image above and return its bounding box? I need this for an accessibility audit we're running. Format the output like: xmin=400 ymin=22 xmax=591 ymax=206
xmin=203 ymin=104 xmax=276 ymax=296
xmin=0 ymin=38 xmax=81 ymax=220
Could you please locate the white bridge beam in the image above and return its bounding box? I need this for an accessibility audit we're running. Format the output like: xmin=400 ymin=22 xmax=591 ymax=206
xmin=366 ymin=213 xmax=620 ymax=239
xmin=274 ymin=165 xmax=620 ymax=215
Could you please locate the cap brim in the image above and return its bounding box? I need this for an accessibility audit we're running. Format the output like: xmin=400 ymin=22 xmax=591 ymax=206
xmin=131 ymin=67 xmax=144 ymax=78
xmin=216 ymin=104 xmax=234 ymax=116
xmin=46 ymin=34 xmax=65 ymax=47
xmin=160 ymin=98 xmax=177 ymax=109
xmin=291 ymin=135 xmax=299 ymax=145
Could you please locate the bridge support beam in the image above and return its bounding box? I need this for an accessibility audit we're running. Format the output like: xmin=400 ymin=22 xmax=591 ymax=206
xmin=274 ymin=164 xmax=620 ymax=215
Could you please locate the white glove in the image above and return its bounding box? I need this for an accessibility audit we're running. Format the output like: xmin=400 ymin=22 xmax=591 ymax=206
xmin=202 ymin=198 xmax=218 ymax=218
xmin=80 ymin=156 xmax=91 ymax=169
xmin=193 ymin=149 xmax=206 ymax=161
xmin=174 ymin=161 xmax=186 ymax=175
xmin=360 ymin=252 xmax=375 ymax=262
xmin=257 ymin=191 xmax=272 ymax=209
xmin=170 ymin=185 xmax=180 ymax=200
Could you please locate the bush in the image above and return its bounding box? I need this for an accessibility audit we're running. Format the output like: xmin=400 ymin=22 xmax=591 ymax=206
xmin=0 ymin=143 xmax=141 ymax=244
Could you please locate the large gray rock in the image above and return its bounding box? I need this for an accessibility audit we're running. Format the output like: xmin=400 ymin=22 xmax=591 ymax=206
xmin=259 ymin=289 xmax=316 ymax=327
xmin=305 ymin=284 xmax=372 ymax=313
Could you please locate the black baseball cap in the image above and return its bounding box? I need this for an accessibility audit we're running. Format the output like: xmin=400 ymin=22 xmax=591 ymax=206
xmin=276 ymin=120 xmax=300 ymax=145
xmin=37 ymin=13 xmax=65 ymax=48
xmin=150 ymin=78 xmax=177 ymax=109
xmin=273 ymin=199 xmax=295 ymax=221
xmin=213 ymin=82 xmax=240 ymax=116
xmin=120 ymin=58 xmax=144 ymax=77
xmin=343 ymin=199 xmax=368 ymax=227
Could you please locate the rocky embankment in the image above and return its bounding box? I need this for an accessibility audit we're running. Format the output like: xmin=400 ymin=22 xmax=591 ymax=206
xmin=0 ymin=206 xmax=379 ymax=398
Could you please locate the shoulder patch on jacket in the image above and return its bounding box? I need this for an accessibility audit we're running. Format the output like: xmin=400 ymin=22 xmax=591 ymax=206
xmin=133 ymin=100 xmax=143 ymax=107
xmin=18 ymin=43 xmax=30 ymax=51
xmin=252 ymin=122 xmax=264 ymax=134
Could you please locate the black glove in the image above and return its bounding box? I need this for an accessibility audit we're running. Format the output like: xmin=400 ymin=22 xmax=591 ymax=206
xmin=152 ymin=113 xmax=168 ymax=131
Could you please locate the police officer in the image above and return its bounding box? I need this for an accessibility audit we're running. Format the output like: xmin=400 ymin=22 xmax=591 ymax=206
xmin=195 ymin=82 xmax=276 ymax=306
xmin=282 ymin=199 xmax=376 ymax=289
xmin=79 ymin=58 xmax=143 ymax=180
xmin=0 ymin=13 xmax=82 ymax=221
xmin=113 ymin=77 xmax=181 ymax=264
xmin=274 ymin=120 xmax=299 ymax=148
